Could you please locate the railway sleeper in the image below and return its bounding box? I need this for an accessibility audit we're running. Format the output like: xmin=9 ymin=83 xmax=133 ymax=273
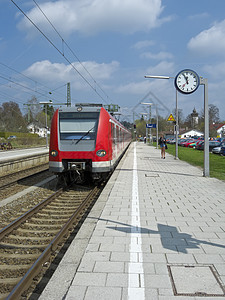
xmin=0 ymin=265 xmax=33 ymax=277
xmin=20 ymin=224 xmax=62 ymax=230
xmin=0 ymin=242 xmax=48 ymax=249
xmin=0 ymin=277 xmax=23 ymax=292
xmin=26 ymin=218 xmax=68 ymax=224
xmin=4 ymin=235 xmax=54 ymax=242
xmin=37 ymin=209 xmax=77 ymax=215
xmin=16 ymin=228 xmax=60 ymax=235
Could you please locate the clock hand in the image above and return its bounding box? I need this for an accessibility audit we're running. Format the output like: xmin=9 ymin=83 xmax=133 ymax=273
xmin=183 ymin=74 xmax=189 ymax=83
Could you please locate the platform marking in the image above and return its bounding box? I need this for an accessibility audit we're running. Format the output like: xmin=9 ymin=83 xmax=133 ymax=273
xmin=128 ymin=142 xmax=145 ymax=300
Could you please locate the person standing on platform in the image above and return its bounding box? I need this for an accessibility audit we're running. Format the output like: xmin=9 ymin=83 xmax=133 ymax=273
xmin=158 ymin=135 xmax=166 ymax=159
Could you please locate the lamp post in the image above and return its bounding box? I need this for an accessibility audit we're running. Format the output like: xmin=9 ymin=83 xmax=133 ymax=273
xmin=39 ymin=101 xmax=52 ymax=148
xmin=144 ymin=75 xmax=178 ymax=159
xmin=141 ymin=102 xmax=153 ymax=144
xmin=140 ymin=113 xmax=148 ymax=142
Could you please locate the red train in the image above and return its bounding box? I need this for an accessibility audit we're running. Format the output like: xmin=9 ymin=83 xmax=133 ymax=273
xmin=49 ymin=103 xmax=131 ymax=184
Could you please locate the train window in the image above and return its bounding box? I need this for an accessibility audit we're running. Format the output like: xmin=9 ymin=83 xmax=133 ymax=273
xmin=59 ymin=112 xmax=99 ymax=140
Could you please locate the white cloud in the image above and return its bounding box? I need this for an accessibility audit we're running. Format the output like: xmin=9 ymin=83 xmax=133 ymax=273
xmin=203 ymin=61 xmax=225 ymax=79
xmin=116 ymin=80 xmax=151 ymax=94
xmin=145 ymin=61 xmax=175 ymax=76
xmin=24 ymin=59 xmax=120 ymax=89
xmin=141 ymin=51 xmax=173 ymax=60
xmin=188 ymin=19 xmax=225 ymax=56
xmin=18 ymin=0 xmax=165 ymax=37
xmin=188 ymin=12 xmax=209 ymax=20
xmin=117 ymin=61 xmax=175 ymax=95
xmin=132 ymin=40 xmax=155 ymax=50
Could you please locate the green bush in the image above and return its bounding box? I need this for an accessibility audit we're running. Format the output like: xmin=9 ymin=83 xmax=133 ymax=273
xmin=0 ymin=132 xmax=47 ymax=148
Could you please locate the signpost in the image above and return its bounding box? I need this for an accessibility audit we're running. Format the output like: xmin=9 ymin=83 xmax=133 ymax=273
xmin=146 ymin=124 xmax=156 ymax=128
xmin=167 ymin=114 xmax=175 ymax=122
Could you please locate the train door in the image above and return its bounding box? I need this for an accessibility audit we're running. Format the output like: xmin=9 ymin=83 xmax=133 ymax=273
xmin=111 ymin=121 xmax=116 ymax=160
xmin=115 ymin=124 xmax=118 ymax=158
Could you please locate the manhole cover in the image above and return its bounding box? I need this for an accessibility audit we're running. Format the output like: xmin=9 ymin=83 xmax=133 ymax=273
xmin=168 ymin=265 xmax=225 ymax=297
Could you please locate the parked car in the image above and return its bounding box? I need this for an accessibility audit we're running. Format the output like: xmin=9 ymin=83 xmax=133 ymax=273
xmin=195 ymin=140 xmax=204 ymax=150
xmin=188 ymin=141 xmax=197 ymax=148
xmin=7 ymin=135 xmax=17 ymax=139
xmin=166 ymin=138 xmax=176 ymax=144
xmin=179 ymin=138 xmax=192 ymax=146
xmin=220 ymin=145 xmax=225 ymax=156
xmin=212 ymin=142 xmax=225 ymax=154
xmin=182 ymin=139 xmax=196 ymax=147
xmin=196 ymin=141 xmax=220 ymax=152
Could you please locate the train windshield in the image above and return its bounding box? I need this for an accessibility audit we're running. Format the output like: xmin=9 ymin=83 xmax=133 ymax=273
xmin=59 ymin=112 xmax=99 ymax=140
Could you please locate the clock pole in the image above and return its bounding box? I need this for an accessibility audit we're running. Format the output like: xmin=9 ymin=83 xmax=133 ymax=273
xmin=174 ymin=69 xmax=209 ymax=177
xmin=200 ymin=77 xmax=209 ymax=177
xmin=175 ymin=89 xmax=178 ymax=160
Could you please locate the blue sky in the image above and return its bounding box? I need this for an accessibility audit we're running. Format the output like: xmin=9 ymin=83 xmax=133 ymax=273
xmin=1 ymin=0 xmax=225 ymax=122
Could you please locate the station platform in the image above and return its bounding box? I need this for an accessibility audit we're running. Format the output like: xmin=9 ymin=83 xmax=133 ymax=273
xmin=39 ymin=142 xmax=225 ymax=300
xmin=0 ymin=147 xmax=49 ymax=174
xmin=0 ymin=147 xmax=48 ymax=163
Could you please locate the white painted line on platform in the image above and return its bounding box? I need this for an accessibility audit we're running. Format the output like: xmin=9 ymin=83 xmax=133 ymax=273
xmin=128 ymin=142 xmax=145 ymax=300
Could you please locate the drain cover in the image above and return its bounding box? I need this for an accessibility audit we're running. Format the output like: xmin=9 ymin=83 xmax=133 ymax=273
xmin=168 ymin=265 xmax=225 ymax=297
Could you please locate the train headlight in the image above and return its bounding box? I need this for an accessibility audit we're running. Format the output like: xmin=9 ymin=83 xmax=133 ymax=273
xmin=96 ymin=150 xmax=106 ymax=157
xmin=50 ymin=150 xmax=58 ymax=157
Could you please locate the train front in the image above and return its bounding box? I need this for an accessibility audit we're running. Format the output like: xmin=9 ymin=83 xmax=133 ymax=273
xmin=49 ymin=104 xmax=111 ymax=183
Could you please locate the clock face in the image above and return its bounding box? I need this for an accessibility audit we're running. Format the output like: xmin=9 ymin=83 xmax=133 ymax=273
xmin=174 ymin=69 xmax=200 ymax=94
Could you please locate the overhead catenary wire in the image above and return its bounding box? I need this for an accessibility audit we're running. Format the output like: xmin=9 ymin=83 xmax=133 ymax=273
xmin=0 ymin=62 xmax=78 ymax=105
xmin=0 ymin=74 xmax=47 ymax=97
xmin=0 ymin=62 xmax=70 ymax=104
xmin=10 ymin=0 xmax=110 ymax=105
xmin=32 ymin=0 xmax=113 ymax=104
xmin=0 ymin=61 xmax=65 ymax=98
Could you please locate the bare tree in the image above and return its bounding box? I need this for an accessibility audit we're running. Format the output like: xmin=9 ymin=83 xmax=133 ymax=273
xmin=0 ymin=101 xmax=27 ymax=132
xmin=209 ymin=104 xmax=220 ymax=124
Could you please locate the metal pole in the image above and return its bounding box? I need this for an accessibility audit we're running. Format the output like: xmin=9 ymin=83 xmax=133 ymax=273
xmin=149 ymin=105 xmax=152 ymax=144
xmin=145 ymin=116 xmax=148 ymax=143
xmin=175 ymin=90 xmax=178 ymax=159
xmin=201 ymin=78 xmax=209 ymax=177
xmin=156 ymin=104 xmax=158 ymax=149
xmin=45 ymin=104 xmax=48 ymax=148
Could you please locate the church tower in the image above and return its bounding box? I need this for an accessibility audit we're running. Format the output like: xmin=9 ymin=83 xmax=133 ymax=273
xmin=191 ymin=107 xmax=198 ymax=128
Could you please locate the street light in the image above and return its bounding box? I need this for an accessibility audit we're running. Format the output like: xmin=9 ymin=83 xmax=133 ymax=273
xmin=144 ymin=75 xmax=179 ymax=159
xmin=39 ymin=100 xmax=52 ymax=148
xmin=140 ymin=113 xmax=148 ymax=142
xmin=144 ymin=75 xmax=170 ymax=79
xmin=141 ymin=102 xmax=154 ymax=145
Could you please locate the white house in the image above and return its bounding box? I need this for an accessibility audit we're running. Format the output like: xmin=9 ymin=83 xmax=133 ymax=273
xmin=214 ymin=124 xmax=225 ymax=138
xmin=180 ymin=129 xmax=203 ymax=138
xmin=27 ymin=123 xmax=49 ymax=138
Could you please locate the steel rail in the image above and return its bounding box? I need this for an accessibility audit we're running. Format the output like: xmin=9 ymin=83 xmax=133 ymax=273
xmin=6 ymin=186 xmax=99 ymax=300
xmin=0 ymin=188 xmax=63 ymax=240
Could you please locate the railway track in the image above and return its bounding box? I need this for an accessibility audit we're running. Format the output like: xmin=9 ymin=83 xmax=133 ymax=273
xmin=0 ymin=163 xmax=49 ymax=189
xmin=0 ymin=184 xmax=100 ymax=300
xmin=0 ymin=164 xmax=52 ymax=201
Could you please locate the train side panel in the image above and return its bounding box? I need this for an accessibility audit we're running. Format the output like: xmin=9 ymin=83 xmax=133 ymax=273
xmin=92 ymin=108 xmax=113 ymax=172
